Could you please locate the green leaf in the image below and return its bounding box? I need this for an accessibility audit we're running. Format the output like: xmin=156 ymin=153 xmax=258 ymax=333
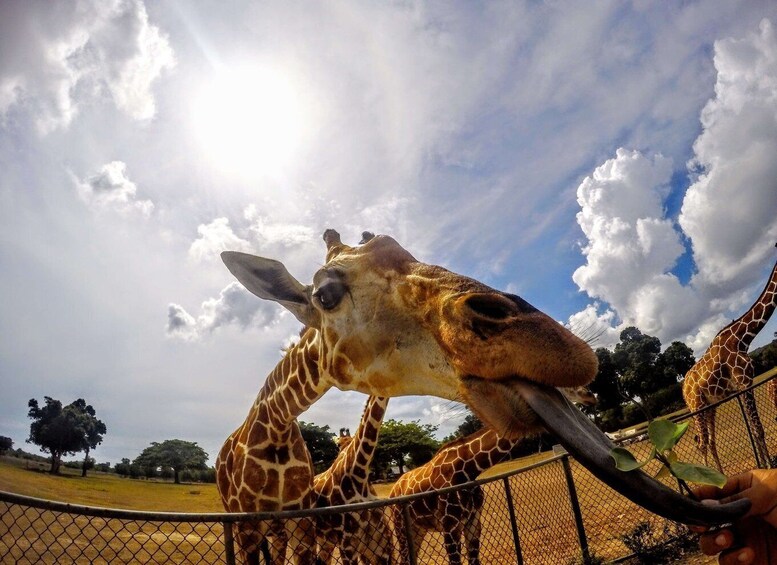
xmin=610 ymin=447 xmax=654 ymax=472
xmin=669 ymin=461 xmax=727 ymax=488
xmin=648 ymin=420 xmax=689 ymax=452
xmin=654 ymin=464 xmax=672 ymax=481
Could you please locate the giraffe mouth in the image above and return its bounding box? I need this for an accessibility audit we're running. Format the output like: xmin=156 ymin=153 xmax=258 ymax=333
xmin=461 ymin=376 xmax=750 ymax=527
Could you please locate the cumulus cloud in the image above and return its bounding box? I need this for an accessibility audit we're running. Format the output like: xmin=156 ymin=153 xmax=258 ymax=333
xmin=167 ymin=282 xmax=280 ymax=340
xmin=188 ymin=218 xmax=252 ymax=263
xmin=0 ymin=0 xmax=174 ymax=133
xmin=74 ymin=160 xmax=154 ymax=216
xmin=166 ymin=303 xmax=198 ymax=341
xmin=572 ymin=149 xmax=699 ymax=337
xmin=566 ymin=304 xmax=621 ymax=350
xmin=244 ymin=207 xmax=316 ymax=250
xmin=571 ymin=20 xmax=777 ymax=352
xmin=679 ymin=19 xmax=777 ymax=289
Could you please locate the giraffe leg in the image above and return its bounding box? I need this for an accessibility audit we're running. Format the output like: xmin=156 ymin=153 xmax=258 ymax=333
xmin=693 ymin=413 xmax=710 ymax=468
xmin=706 ymin=409 xmax=724 ymax=474
xmin=463 ymin=511 xmax=481 ymax=565
xmin=286 ymin=517 xmax=316 ymax=565
xmin=743 ymin=390 xmax=771 ymax=468
xmin=391 ymin=506 xmax=412 ymax=565
xmin=440 ymin=514 xmax=463 ymax=565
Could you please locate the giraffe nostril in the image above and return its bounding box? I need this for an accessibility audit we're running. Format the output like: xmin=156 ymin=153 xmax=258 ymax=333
xmin=464 ymin=294 xmax=521 ymax=320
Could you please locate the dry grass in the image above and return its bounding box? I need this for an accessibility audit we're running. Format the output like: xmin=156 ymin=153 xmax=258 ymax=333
xmin=0 ymin=457 xmax=223 ymax=512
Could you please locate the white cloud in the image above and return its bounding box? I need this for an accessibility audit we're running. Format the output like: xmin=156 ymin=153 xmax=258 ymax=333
xmin=571 ymin=20 xmax=777 ymax=353
xmin=74 ymin=161 xmax=154 ymax=217
xmin=679 ymin=19 xmax=777 ymax=289
xmin=573 ymin=149 xmax=691 ymax=335
xmin=166 ymin=282 xmax=281 ymax=340
xmin=188 ymin=218 xmax=252 ymax=263
xmin=566 ymin=304 xmax=621 ymax=350
xmin=166 ymin=303 xmax=198 ymax=341
xmin=246 ymin=213 xmax=316 ymax=250
xmin=0 ymin=0 xmax=174 ymax=134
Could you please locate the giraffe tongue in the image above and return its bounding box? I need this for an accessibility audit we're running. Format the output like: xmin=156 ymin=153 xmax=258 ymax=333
xmin=510 ymin=379 xmax=750 ymax=527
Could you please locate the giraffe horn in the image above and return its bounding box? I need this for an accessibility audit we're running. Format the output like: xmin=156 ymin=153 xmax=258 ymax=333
xmin=323 ymin=229 xmax=354 ymax=261
xmin=510 ymin=379 xmax=751 ymax=527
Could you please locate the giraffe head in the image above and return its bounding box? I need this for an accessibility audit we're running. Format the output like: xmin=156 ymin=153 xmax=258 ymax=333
xmin=222 ymin=229 xmax=750 ymax=527
xmin=222 ymin=229 xmax=596 ymax=437
xmin=336 ymin=428 xmax=352 ymax=452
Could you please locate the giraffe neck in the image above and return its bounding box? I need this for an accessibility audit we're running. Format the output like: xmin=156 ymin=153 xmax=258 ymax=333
xmin=342 ymin=396 xmax=388 ymax=489
xmin=252 ymin=329 xmax=330 ymax=428
xmin=445 ymin=428 xmax=523 ymax=483
xmin=217 ymin=329 xmax=333 ymax=512
xmin=726 ymin=258 xmax=777 ymax=349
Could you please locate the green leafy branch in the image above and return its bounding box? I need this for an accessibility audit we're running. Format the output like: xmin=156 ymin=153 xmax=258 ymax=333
xmin=610 ymin=419 xmax=726 ymax=489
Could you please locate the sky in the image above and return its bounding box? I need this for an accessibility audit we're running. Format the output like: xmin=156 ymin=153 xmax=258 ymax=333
xmin=2 ymin=1 xmax=777 ymax=468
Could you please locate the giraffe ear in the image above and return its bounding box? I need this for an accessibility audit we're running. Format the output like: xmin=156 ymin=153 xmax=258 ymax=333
xmin=221 ymin=251 xmax=321 ymax=328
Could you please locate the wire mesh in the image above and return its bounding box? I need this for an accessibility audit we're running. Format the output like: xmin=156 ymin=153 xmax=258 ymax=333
xmin=1 ymin=372 xmax=775 ymax=564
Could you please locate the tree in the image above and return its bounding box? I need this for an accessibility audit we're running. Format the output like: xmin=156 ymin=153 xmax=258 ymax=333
xmin=133 ymin=440 xmax=208 ymax=484
xmin=588 ymin=348 xmax=622 ymax=412
xmin=374 ymin=419 xmax=440 ymax=475
xmin=0 ymin=436 xmax=12 ymax=454
xmin=27 ymin=397 xmax=87 ymax=474
xmin=657 ymin=341 xmax=695 ymax=386
xmin=613 ymin=327 xmax=662 ymax=398
xmin=299 ymin=421 xmax=338 ymax=473
xmin=69 ymin=399 xmax=107 ymax=477
xmin=115 ymin=458 xmax=132 ymax=477
xmin=442 ymin=411 xmax=483 ymax=443
xmin=751 ymin=338 xmax=777 ymax=376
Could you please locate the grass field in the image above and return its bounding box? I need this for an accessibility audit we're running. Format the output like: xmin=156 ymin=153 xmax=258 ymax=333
xmin=0 ymin=457 xmax=224 ymax=513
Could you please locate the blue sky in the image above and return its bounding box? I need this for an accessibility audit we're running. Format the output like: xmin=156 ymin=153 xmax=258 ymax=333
xmin=1 ymin=1 xmax=777 ymax=468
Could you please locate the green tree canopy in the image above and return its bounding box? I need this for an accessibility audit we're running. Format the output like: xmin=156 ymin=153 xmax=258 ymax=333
xmin=0 ymin=436 xmax=12 ymax=454
xmin=659 ymin=341 xmax=696 ymax=384
xmin=133 ymin=439 xmax=208 ymax=484
xmin=613 ymin=327 xmax=662 ymax=398
xmin=442 ymin=411 xmax=483 ymax=443
xmin=69 ymin=399 xmax=107 ymax=477
xmin=299 ymin=420 xmax=338 ymax=473
xmin=751 ymin=338 xmax=777 ymax=376
xmin=589 ymin=348 xmax=622 ymax=412
xmin=374 ymin=419 xmax=440 ymax=475
xmin=27 ymin=397 xmax=91 ymax=474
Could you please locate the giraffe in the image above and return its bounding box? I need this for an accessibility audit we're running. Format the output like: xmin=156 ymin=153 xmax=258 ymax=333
xmin=215 ymin=228 xmax=746 ymax=564
xmin=388 ymin=387 xmax=596 ymax=565
xmin=683 ymin=246 xmax=777 ymax=472
xmin=313 ymin=395 xmax=392 ymax=564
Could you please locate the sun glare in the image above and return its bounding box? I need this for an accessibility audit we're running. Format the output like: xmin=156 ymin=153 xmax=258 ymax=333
xmin=191 ymin=67 xmax=307 ymax=178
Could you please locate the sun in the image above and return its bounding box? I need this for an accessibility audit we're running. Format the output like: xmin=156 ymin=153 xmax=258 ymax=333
xmin=190 ymin=66 xmax=307 ymax=178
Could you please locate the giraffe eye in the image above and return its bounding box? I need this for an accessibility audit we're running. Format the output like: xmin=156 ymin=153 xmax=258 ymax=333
xmin=313 ymin=280 xmax=347 ymax=311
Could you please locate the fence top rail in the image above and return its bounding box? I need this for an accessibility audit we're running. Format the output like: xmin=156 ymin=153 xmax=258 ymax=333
xmin=0 ymin=452 xmax=570 ymax=522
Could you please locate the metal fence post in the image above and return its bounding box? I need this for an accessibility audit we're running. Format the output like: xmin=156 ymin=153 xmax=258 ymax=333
xmin=223 ymin=521 xmax=236 ymax=565
xmin=737 ymin=396 xmax=765 ymax=468
xmin=559 ymin=450 xmax=590 ymax=564
xmin=401 ymin=502 xmax=418 ymax=565
xmin=502 ymin=477 xmax=524 ymax=565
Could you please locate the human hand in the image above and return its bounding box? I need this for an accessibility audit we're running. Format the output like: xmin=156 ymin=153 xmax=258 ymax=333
xmin=693 ymin=469 xmax=777 ymax=564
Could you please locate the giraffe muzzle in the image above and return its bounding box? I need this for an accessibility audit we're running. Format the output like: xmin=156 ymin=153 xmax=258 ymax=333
xmin=510 ymin=379 xmax=750 ymax=527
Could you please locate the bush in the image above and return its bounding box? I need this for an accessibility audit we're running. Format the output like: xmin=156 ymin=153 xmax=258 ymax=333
xmin=620 ymin=521 xmax=697 ymax=564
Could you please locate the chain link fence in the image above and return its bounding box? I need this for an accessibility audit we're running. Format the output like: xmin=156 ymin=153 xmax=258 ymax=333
xmin=2 ymin=370 xmax=776 ymax=564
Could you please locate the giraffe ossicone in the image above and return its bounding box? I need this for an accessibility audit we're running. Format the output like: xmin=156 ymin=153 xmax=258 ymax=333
xmin=216 ymin=229 xmax=747 ymax=561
